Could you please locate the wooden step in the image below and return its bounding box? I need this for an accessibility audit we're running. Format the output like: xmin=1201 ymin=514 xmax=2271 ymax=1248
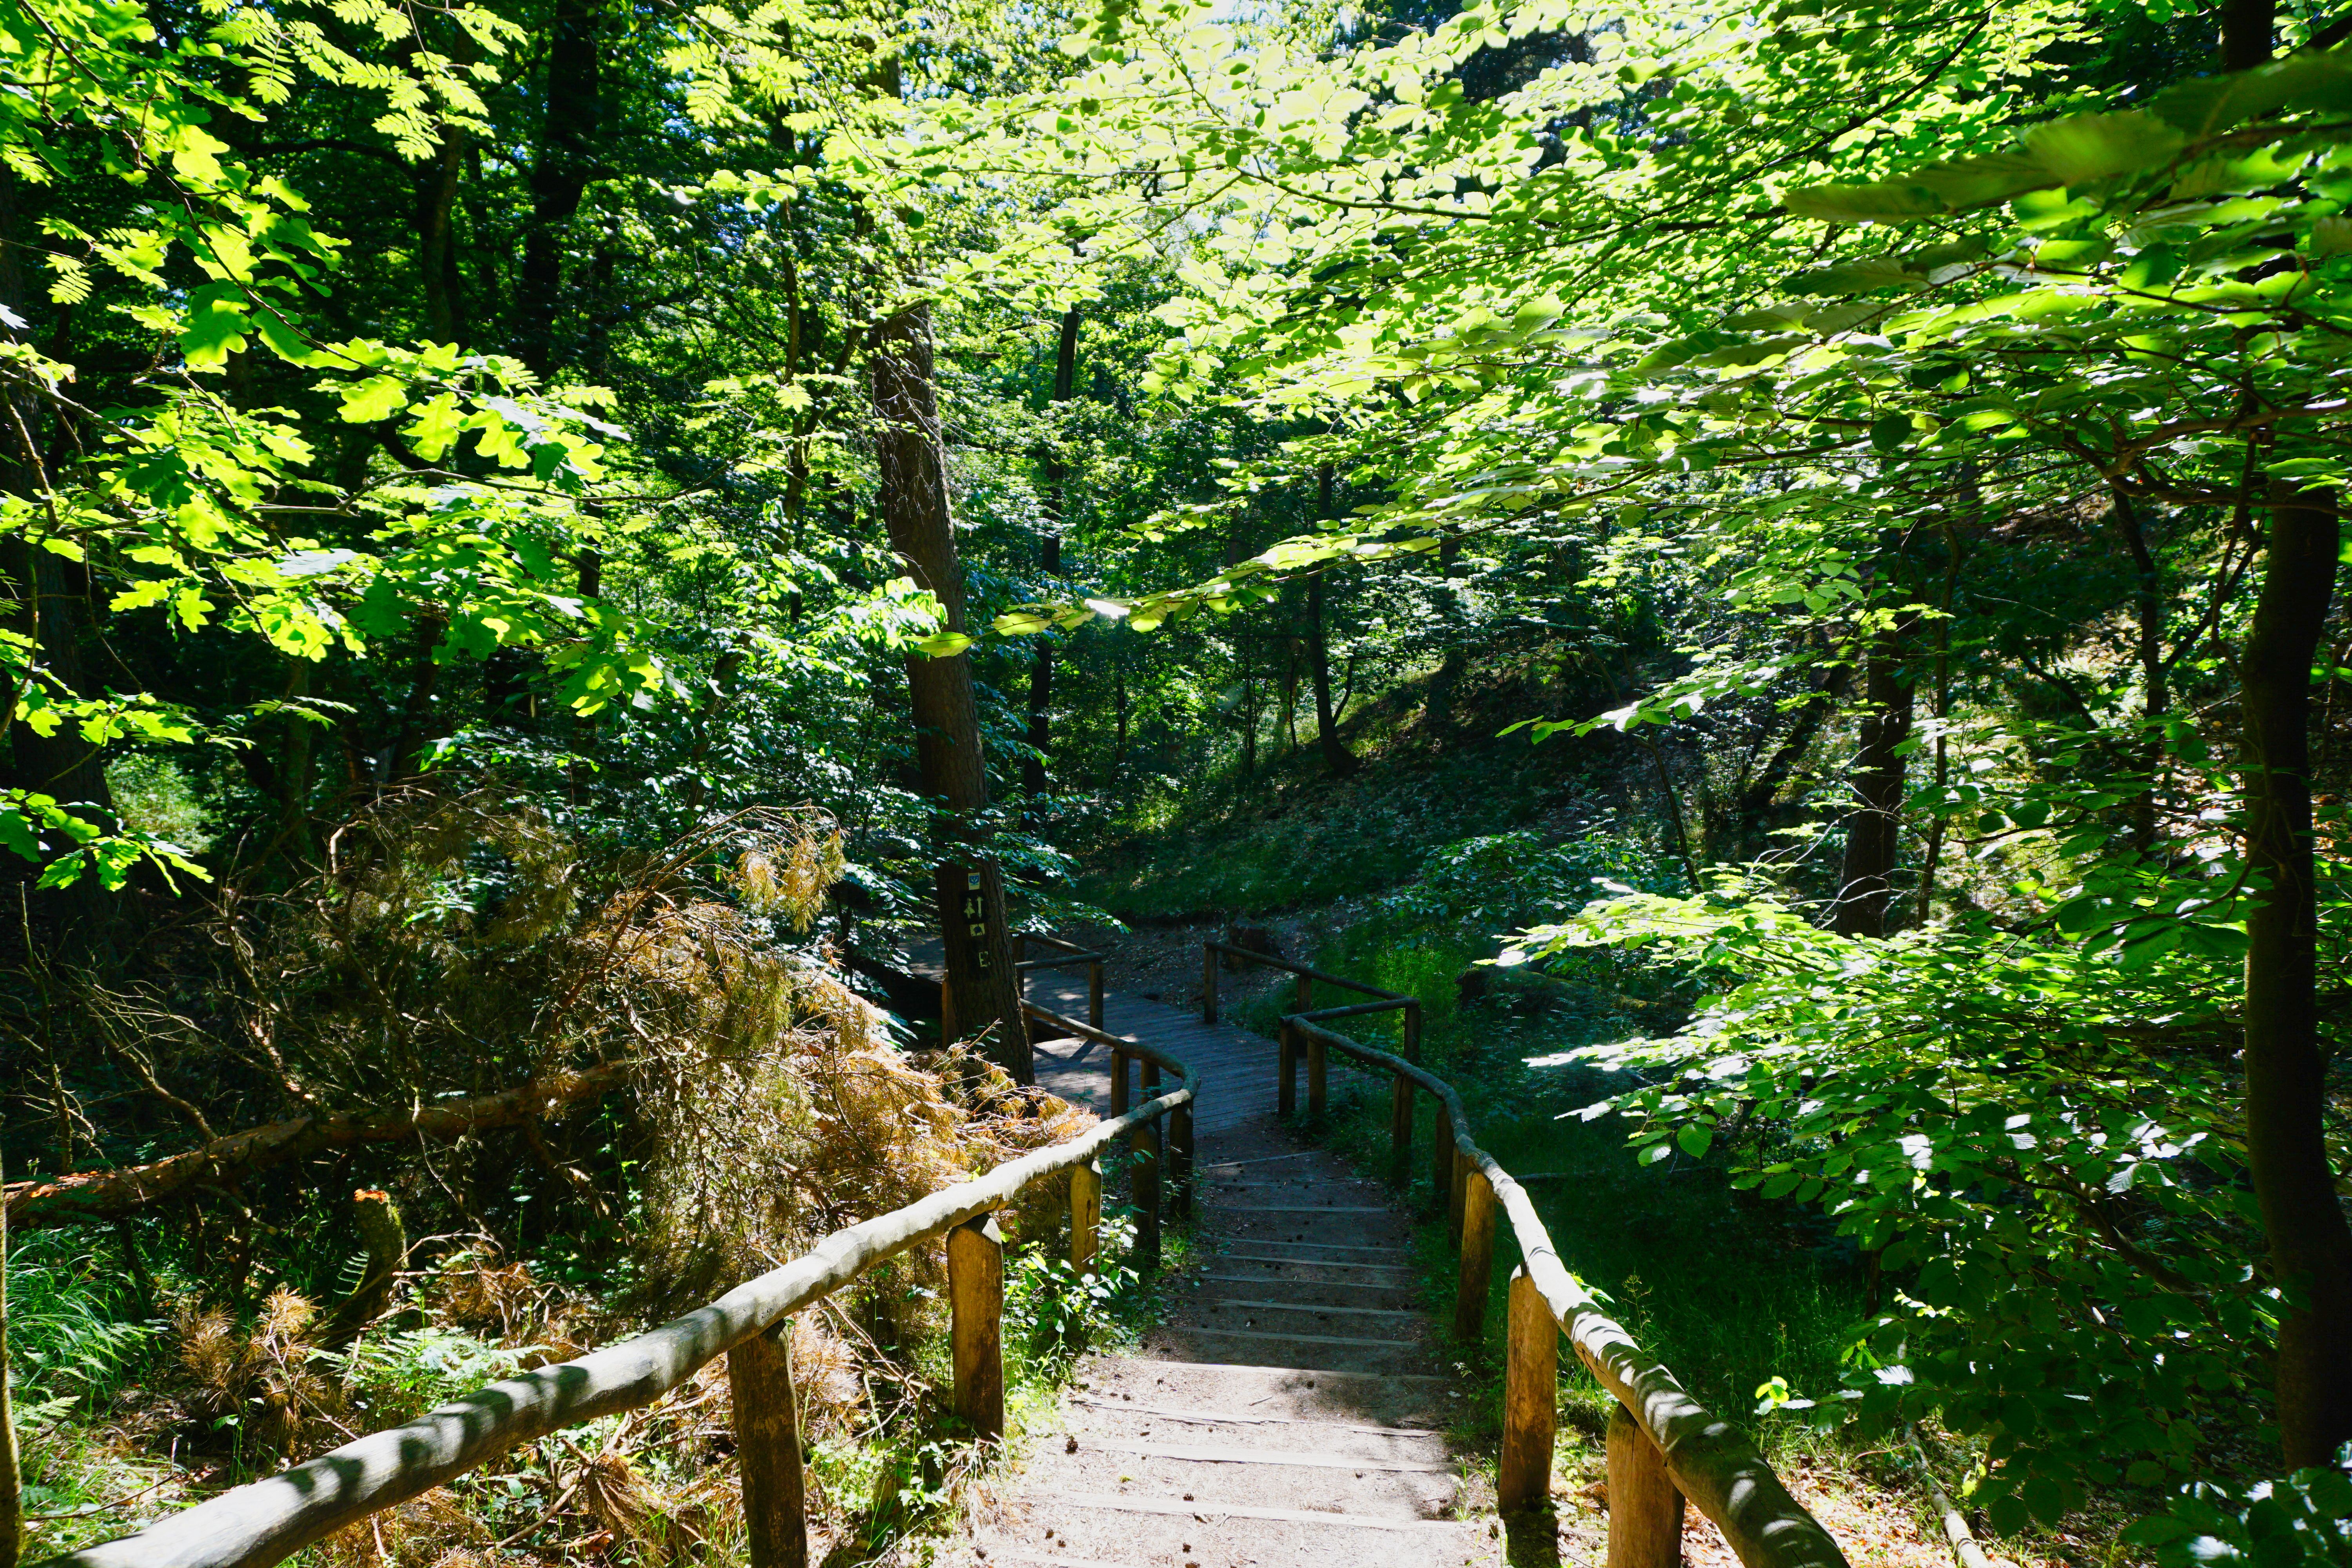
xmin=1205 ymin=1298 xmax=1424 ymax=1319
xmin=1065 ymin=1395 xmax=1438 ymax=1438
xmin=1080 ymin=1439 xmax=1450 ymax=1473
xmin=1035 ymin=1492 xmax=1463 ymax=1532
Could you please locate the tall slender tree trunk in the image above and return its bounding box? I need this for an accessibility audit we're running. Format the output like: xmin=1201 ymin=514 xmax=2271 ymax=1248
xmin=1427 ymin=530 xmax=1468 ymax=732
xmin=871 ymin=304 xmax=1030 ymax=1082
xmin=414 ymin=133 xmax=467 ymax=344
xmin=1831 ymin=630 xmax=1913 ymax=937
xmin=2111 ymin=488 xmax=2168 ymax=853
xmin=517 ymin=0 xmax=604 ymax=377
xmin=2240 ymin=483 xmax=2352 ymax=1467
xmin=0 ymin=1152 xmax=20 ymax=1568
xmin=1308 ymin=465 xmax=1356 ymax=778
xmin=1022 ymin=307 xmax=1080 ymax=799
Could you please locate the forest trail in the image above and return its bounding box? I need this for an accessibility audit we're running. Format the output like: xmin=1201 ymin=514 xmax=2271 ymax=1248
xmin=956 ymin=959 xmax=1496 ymax=1568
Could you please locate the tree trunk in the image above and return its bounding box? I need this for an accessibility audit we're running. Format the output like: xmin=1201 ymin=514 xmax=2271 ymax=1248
xmin=870 ymin=304 xmax=1031 ymax=1082
xmin=2239 ymin=483 xmax=2352 ymax=1468
xmin=517 ymin=0 xmax=604 ymax=376
xmin=0 ymin=1152 xmax=20 ymax=1568
xmin=414 ymin=131 xmax=467 ymax=345
xmin=2111 ymin=488 xmax=2167 ymax=853
xmin=1739 ymin=664 xmax=1851 ymax=829
xmin=1021 ymin=306 xmax=1080 ymax=800
xmin=1831 ymin=631 xmax=1913 ymax=937
xmin=1308 ymin=465 xmax=1356 ymax=777
xmin=1427 ymin=531 xmax=1468 ymax=732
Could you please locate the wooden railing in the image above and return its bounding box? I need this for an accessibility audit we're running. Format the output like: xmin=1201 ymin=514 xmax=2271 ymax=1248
xmin=1206 ymin=942 xmax=1850 ymax=1568
xmin=1014 ymin=931 xmax=1106 ymax=1034
xmin=36 ymin=997 xmax=1196 ymax=1568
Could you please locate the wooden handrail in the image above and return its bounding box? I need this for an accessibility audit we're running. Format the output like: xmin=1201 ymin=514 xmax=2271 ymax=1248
xmin=1201 ymin=940 xmax=1412 ymax=1004
xmin=1015 ymin=935 xmax=1105 ymax=1033
xmin=40 ymin=1016 xmax=1198 ymax=1568
xmin=1283 ymin=1014 xmax=1851 ymax=1568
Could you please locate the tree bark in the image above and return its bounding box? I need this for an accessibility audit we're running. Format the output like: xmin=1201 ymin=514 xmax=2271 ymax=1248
xmin=1831 ymin=630 xmax=1913 ymax=937
xmin=2239 ymin=483 xmax=2352 ymax=1468
xmin=517 ymin=0 xmax=604 ymax=376
xmin=869 ymin=304 xmax=1031 ymax=1082
xmin=2111 ymin=488 xmax=2168 ymax=853
xmin=1021 ymin=307 xmax=1080 ymax=800
xmin=1308 ymin=465 xmax=1356 ymax=778
xmin=414 ymin=132 xmax=467 ymax=344
xmin=0 ymin=1152 xmax=21 ymax=1568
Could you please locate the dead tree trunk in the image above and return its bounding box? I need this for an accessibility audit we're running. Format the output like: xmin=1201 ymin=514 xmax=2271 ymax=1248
xmin=1021 ymin=306 xmax=1080 ymax=800
xmin=870 ymin=303 xmax=1031 ymax=1082
xmin=2240 ymin=482 xmax=2352 ymax=1468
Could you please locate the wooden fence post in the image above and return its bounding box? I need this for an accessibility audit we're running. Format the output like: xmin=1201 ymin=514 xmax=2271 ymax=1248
xmin=1403 ymin=1002 xmax=1421 ymax=1063
xmin=1294 ymin=971 xmax=1312 ymax=1012
xmin=728 ymin=1318 xmax=808 ymax=1568
xmin=1201 ymin=945 xmax=1218 ymax=1024
xmin=1433 ymin=1102 xmax=1454 ymax=1209
xmin=1089 ymin=960 xmax=1105 ymax=1032
xmin=1138 ymin=1060 xmax=1162 ymax=1145
xmin=1454 ymin=1166 xmax=1495 ymax=1341
xmin=1448 ymin=1146 xmax=1469 ymax=1249
xmin=1306 ymin=1031 xmax=1327 ymax=1116
xmin=1110 ymin=1049 xmax=1130 ymax=1119
xmin=1606 ymin=1401 xmax=1684 ymax=1568
xmin=1278 ymin=1022 xmax=1298 ymax=1118
xmin=1135 ymin=1120 xmax=1162 ymax=1270
xmin=949 ymin=1214 xmax=1005 ymax=1441
xmin=1389 ymin=1074 xmax=1414 ymax=1189
xmin=1170 ymin=1103 xmax=1194 ymax=1220
xmin=1071 ymin=1158 xmax=1102 ymax=1275
xmin=1500 ymin=1267 xmax=1556 ymax=1516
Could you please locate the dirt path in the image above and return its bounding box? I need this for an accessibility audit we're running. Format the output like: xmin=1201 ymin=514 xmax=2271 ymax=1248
xmin=965 ymin=967 xmax=1496 ymax=1568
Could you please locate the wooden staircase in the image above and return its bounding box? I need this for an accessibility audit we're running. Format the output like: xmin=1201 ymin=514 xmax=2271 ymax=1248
xmin=976 ymin=965 xmax=1492 ymax=1568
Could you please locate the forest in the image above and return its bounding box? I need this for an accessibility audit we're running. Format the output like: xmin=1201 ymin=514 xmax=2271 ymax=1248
xmin=3 ymin=0 xmax=2352 ymax=1561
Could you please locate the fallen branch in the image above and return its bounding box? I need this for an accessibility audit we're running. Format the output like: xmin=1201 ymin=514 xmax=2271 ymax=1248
xmin=2 ymin=1063 xmax=637 ymax=1231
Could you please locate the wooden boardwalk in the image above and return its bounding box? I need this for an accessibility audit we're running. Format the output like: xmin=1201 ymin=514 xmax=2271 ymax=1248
xmin=909 ymin=940 xmax=1496 ymax=1568
xmin=1020 ymin=967 xmax=1281 ymax=1136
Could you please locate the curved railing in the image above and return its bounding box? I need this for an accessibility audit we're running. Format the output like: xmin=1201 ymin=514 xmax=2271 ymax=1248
xmin=37 ymin=998 xmax=1198 ymax=1568
xmin=1205 ymin=943 xmax=1848 ymax=1568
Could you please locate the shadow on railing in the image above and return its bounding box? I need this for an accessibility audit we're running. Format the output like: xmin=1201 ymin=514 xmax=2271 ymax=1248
xmin=1207 ymin=940 xmax=1849 ymax=1568
xmin=39 ymin=998 xmax=1195 ymax=1568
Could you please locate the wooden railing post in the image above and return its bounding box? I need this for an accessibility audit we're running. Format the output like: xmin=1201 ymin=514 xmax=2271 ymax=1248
xmin=1306 ymin=1030 xmax=1327 ymax=1116
xmin=1500 ymin=1267 xmax=1557 ymax=1517
xmin=727 ymin=1319 xmax=808 ymax=1568
xmin=1433 ymin=1101 xmax=1454 ymax=1209
xmin=1201 ymin=944 xmax=1219 ymax=1024
xmin=1139 ymin=1060 xmax=1162 ymax=1136
xmin=1169 ymin=1103 xmax=1194 ymax=1220
xmin=1389 ymin=1074 xmax=1414 ymax=1189
xmin=1071 ymin=1158 xmax=1102 ymax=1275
xmin=1448 ymin=1146 xmax=1469 ymax=1249
xmin=949 ymin=1214 xmax=1005 ymax=1441
xmin=1294 ymin=971 xmax=1312 ymax=1013
xmin=1135 ymin=1119 xmax=1162 ymax=1270
xmin=1110 ymin=1048 xmax=1130 ymax=1118
xmin=1454 ymin=1165 xmax=1495 ymax=1341
xmin=1278 ymin=1022 xmax=1298 ymax=1117
xmin=1402 ymin=1001 xmax=1421 ymax=1063
xmin=1089 ymin=959 xmax=1105 ymax=1032
xmin=1606 ymin=1401 xmax=1685 ymax=1568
